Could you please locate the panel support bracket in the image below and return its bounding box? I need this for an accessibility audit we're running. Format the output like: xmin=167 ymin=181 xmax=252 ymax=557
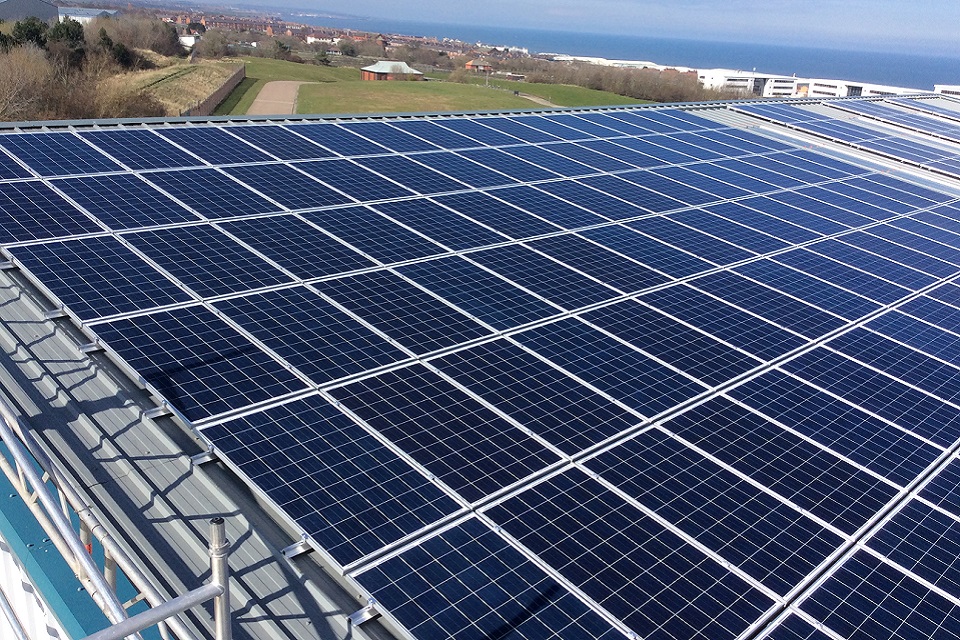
xmin=282 ymin=536 xmax=312 ymax=559
xmin=348 ymin=602 xmax=379 ymax=627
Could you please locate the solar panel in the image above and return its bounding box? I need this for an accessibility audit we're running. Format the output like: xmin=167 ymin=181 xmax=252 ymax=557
xmin=5 ymin=97 xmax=960 ymax=640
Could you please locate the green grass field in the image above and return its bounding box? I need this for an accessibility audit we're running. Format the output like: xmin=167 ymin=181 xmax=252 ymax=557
xmin=214 ymin=57 xmax=359 ymax=115
xmin=296 ymin=80 xmax=536 ymax=115
xmin=215 ymin=57 xmax=645 ymax=116
xmin=469 ymin=77 xmax=646 ymax=107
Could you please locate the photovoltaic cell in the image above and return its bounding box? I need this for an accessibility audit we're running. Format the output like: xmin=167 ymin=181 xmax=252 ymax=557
xmin=156 ymin=127 xmax=274 ymax=164
xmin=371 ymin=199 xmax=508 ymax=250
xmin=802 ymin=551 xmax=960 ymax=640
xmin=213 ymin=287 xmax=408 ymax=385
xmin=218 ymin=215 xmax=375 ymax=279
xmin=355 ymin=517 xmax=621 ymax=640
xmin=11 ymin=236 xmax=192 ymax=319
xmin=484 ymin=469 xmax=775 ymax=640
xmin=221 ymin=164 xmax=353 ymax=210
xmin=0 ymin=151 xmax=31 ymax=179
xmin=639 ymin=284 xmax=808 ymax=360
xmin=340 ymin=121 xmax=440 ymax=153
xmin=784 ymin=348 xmax=960 ymax=448
xmin=468 ymin=244 xmax=619 ymax=309
xmin=225 ymin=125 xmax=335 ymax=160
xmin=297 ymin=159 xmax=415 ymax=201
xmin=526 ymin=234 xmax=670 ymax=293
xmin=0 ymin=181 xmax=101 ymax=243
xmin=432 ymin=339 xmax=641 ymax=454
xmin=94 ymin=306 xmax=307 ymax=421
xmin=583 ymin=301 xmax=763 ymax=386
xmin=79 ymin=129 xmax=202 ymax=169
xmin=627 ymin=216 xmax=755 ymax=266
xmin=434 ymin=191 xmax=563 ymax=239
xmin=587 ymin=429 xmax=844 ymax=595
xmin=288 ymin=123 xmax=391 ymax=156
xmin=355 ymin=155 xmax=466 ymax=195
xmin=412 ymin=152 xmax=519 ymax=188
xmin=203 ymin=394 xmax=460 ymax=565
xmin=123 ymin=225 xmax=293 ymax=297
xmin=581 ymin=224 xmax=712 ymax=277
xmin=0 ymin=132 xmax=123 ymax=176
xmin=330 ymin=365 xmax=560 ymax=503
xmin=304 ymin=205 xmax=445 ymax=263
xmin=515 ymin=318 xmax=708 ymax=416
xmin=493 ymin=184 xmax=612 ymax=228
xmin=665 ymin=397 xmax=899 ymax=534
xmin=53 ymin=174 xmax=200 ymax=229
xmin=315 ymin=270 xmax=491 ymax=353
xmin=730 ymin=371 xmax=942 ymax=486
xmin=144 ymin=169 xmax=282 ymax=218
xmin=397 ymin=256 xmax=560 ymax=330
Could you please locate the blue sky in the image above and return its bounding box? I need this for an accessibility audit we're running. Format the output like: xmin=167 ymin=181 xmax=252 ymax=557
xmin=267 ymin=0 xmax=960 ymax=53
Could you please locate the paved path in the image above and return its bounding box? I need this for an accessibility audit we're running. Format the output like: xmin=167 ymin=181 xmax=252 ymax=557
xmin=247 ymin=81 xmax=312 ymax=115
xmin=518 ymin=92 xmax=558 ymax=107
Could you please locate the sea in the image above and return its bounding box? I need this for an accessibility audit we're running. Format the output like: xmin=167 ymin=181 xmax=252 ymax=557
xmin=283 ymin=16 xmax=960 ymax=91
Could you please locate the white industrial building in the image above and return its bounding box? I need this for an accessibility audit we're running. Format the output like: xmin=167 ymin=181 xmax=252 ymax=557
xmin=697 ymin=68 xmax=926 ymax=98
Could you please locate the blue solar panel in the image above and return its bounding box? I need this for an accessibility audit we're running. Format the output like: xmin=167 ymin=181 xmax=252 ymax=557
xmin=0 ymin=150 xmax=31 ymax=179
xmin=340 ymin=121 xmax=441 ymax=153
xmin=587 ymin=429 xmax=844 ymax=595
xmin=356 ymin=155 xmax=467 ymax=195
xmin=94 ymin=306 xmax=307 ymax=421
xmin=0 ymin=181 xmax=101 ymax=242
xmin=434 ymin=191 xmax=563 ymax=239
xmin=10 ymin=236 xmax=192 ymax=319
xmin=527 ymin=233 xmax=670 ymax=292
xmin=371 ymin=199 xmax=506 ymax=250
xmin=468 ymin=244 xmax=619 ymax=309
xmin=225 ymin=125 xmax=335 ymax=160
xmin=143 ymin=168 xmax=281 ymax=218
xmin=433 ymin=117 xmax=524 ymax=146
xmin=397 ymin=256 xmax=559 ymax=330
xmin=515 ymin=318 xmax=708 ymax=416
xmin=433 ymin=339 xmax=640 ymax=453
xmin=221 ymin=164 xmax=353 ymax=210
xmin=355 ymin=517 xmax=621 ymax=640
xmin=79 ymin=129 xmax=202 ymax=169
xmin=412 ymin=151 xmax=519 ymax=188
xmin=389 ymin=119 xmax=482 ymax=149
xmin=802 ymin=551 xmax=960 ymax=640
xmin=219 ymin=215 xmax=374 ymax=278
xmin=500 ymin=144 xmax=597 ymax=177
xmin=303 ymin=205 xmax=445 ymax=263
xmin=484 ymin=468 xmax=775 ymax=640
xmin=671 ymin=206 xmax=791 ymax=254
xmin=284 ymin=123 xmax=391 ymax=156
xmin=627 ymin=216 xmax=755 ymax=265
xmin=297 ymin=159 xmax=415 ymax=200
xmin=213 ymin=287 xmax=407 ymax=385
xmin=581 ymin=224 xmax=713 ymax=277
xmin=534 ymin=180 xmax=644 ymax=221
xmin=584 ymin=301 xmax=762 ymax=386
xmin=316 ymin=271 xmax=491 ymax=353
xmin=156 ymin=127 xmax=274 ymax=164
xmin=477 ymin=116 xmax=562 ymax=143
xmin=0 ymin=132 xmax=124 ymax=176
xmin=494 ymin=184 xmax=612 ymax=227
xmin=458 ymin=148 xmax=561 ymax=181
xmin=202 ymin=394 xmax=460 ymax=565
xmin=579 ymin=173 xmax=686 ymax=213
xmin=330 ymin=365 xmax=560 ymax=502
xmin=53 ymin=174 xmax=200 ymax=229
xmin=123 ymin=225 xmax=293 ymax=297
xmin=666 ymin=397 xmax=899 ymax=533
xmin=730 ymin=371 xmax=942 ymax=486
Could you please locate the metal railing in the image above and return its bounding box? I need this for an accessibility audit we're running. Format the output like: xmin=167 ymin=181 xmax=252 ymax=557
xmin=0 ymin=391 xmax=232 ymax=640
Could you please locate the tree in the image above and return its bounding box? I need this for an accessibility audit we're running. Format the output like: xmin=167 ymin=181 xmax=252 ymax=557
xmin=12 ymin=16 xmax=48 ymax=48
xmin=314 ymin=50 xmax=331 ymax=66
xmin=48 ymin=18 xmax=84 ymax=48
xmin=337 ymin=40 xmax=357 ymax=57
xmin=187 ymin=22 xmax=206 ymax=34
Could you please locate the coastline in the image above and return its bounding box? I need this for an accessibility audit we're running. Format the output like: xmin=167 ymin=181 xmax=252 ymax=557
xmin=285 ymin=15 xmax=960 ymax=91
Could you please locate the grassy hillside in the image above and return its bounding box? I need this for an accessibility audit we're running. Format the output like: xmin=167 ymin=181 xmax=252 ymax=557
xmin=103 ymin=61 xmax=240 ymax=115
xmin=214 ymin=57 xmax=646 ymax=116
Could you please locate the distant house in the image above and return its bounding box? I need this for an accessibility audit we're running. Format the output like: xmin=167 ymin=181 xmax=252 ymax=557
xmin=361 ymin=60 xmax=424 ymax=81
xmin=465 ymin=58 xmax=493 ymax=73
xmin=58 ymin=7 xmax=119 ymax=23
xmin=0 ymin=0 xmax=58 ymax=22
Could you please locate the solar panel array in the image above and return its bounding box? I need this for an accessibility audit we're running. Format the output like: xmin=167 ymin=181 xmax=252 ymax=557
xmin=3 ymin=97 xmax=960 ymax=640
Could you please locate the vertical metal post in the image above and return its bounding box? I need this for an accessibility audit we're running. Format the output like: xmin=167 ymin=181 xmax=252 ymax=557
xmin=80 ymin=521 xmax=93 ymax=555
xmin=209 ymin=518 xmax=231 ymax=640
xmin=104 ymin=546 xmax=117 ymax=593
